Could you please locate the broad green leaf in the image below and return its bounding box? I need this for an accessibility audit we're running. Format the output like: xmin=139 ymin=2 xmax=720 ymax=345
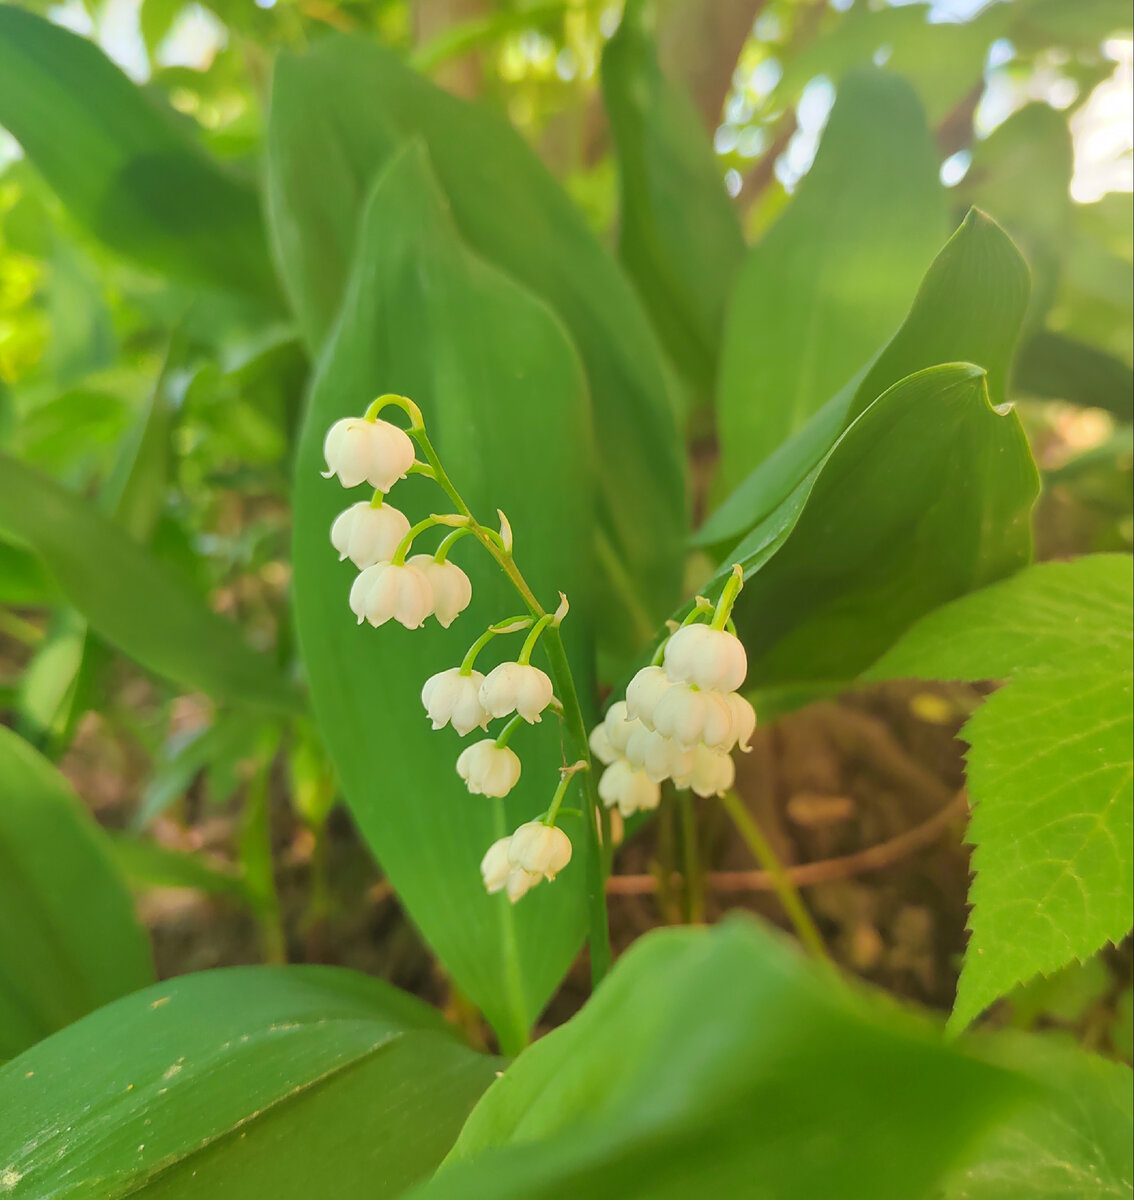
xmin=867 ymin=556 xmax=1133 ymax=1029
xmin=292 ymin=143 xmax=595 ymax=1052
xmin=716 ymin=68 xmax=947 ymax=489
xmin=417 ymin=918 xmax=1025 ymax=1200
xmin=959 ymin=102 xmax=1073 ymax=330
xmin=0 ymin=454 xmax=300 ymax=714
xmin=0 ymin=726 xmax=153 ymax=1060
xmin=944 ymin=1032 xmax=1133 ymax=1199
xmin=1015 ymin=330 xmax=1134 ymax=419
xmin=0 ymin=540 xmax=55 ymax=606
xmin=0 ymin=966 xmax=499 ymax=1199
xmin=108 ymin=832 xmax=253 ymax=902
xmin=680 ymin=364 xmax=1037 ymax=694
xmin=266 ymin=34 xmax=685 ymax=656
xmin=699 ymin=209 xmax=1031 ymax=550
xmin=601 ymin=0 xmax=744 ymax=395
xmin=0 ymin=6 xmax=278 ymax=303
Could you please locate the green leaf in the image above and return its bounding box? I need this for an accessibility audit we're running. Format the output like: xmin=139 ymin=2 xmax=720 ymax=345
xmin=0 ymin=6 xmax=278 ymax=303
xmin=716 ymin=68 xmax=947 ymax=489
xmin=867 ymin=556 xmax=1133 ymax=1029
xmin=0 ymin=454 xmax=300 ymax=714
xmin=685 ymin=364 xmax=1037 ymax=693
xmin=699 ymin=209 xmax=1031 ymax=551
xmin=1015 ymin=329 xmax=1134 ymax=419
xmin=0 ymin=540 xmax=56 ymax=606
xmin=108 ymin=832 xmax=253 ymax=902
xmin=944 ymin=1032 xmax=1133 ymax=1199
xmin=958 ymin=102 xmax=1073 ymax=330
xmin=292 ymin=143 xmax=596 ymax=1052
xmin=0 ymin=726 xmax=153 ymax=1061
xmin=0 ymin=966 xmax=499 ymax=1199
xmin=266 ymin=34 xmax=685 ymax=657
xmin=601 ymin=0 xmax=744 ymax=395
xmin=416 ymin=918 xmax=1025 ymax=1200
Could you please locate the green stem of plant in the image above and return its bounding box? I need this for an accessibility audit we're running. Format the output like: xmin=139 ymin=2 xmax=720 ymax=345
xmin=404 ymin=405 xmax=611 ymax=984
xmin=0 ymin=608 xmax=44 ymax=645
xmin=494 ymin=713 xmax=526 ymax=749
xmin=719 ymin=789 xmax=829 ymax=963
xmin=678 ymin=791 xmax=705 ymax=924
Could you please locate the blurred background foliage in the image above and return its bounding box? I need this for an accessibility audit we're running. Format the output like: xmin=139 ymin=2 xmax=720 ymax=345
xmin=0 ymin=0 xmax=1130 ymax=1053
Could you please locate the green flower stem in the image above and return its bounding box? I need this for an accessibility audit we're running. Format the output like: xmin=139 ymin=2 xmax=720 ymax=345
xmin=368 ymin=490 xmax=384 ymax=509
xmin=719 ymin=789 xmax=830 ymax=963
xmin=543 ymin=760 xmax=586 ymax=827
xmin=711 ymin=564 xmax=745 ymax=630
xmin=494 ymin=713 xmax=526 ymax=749
xmin=392 ymin=515 xmax=448 ymax=566
xmin=381 ymin=394 xmax=611 ymax=987
xmin=678 ymin=791 xmax=705 ymax=924
xmin=436 ymin=526 xmax=475 ymax=563
xmin=459 ymin=616 xmax=533 ymax=675
xmin=517 ymin=614 xmax=554 ymax=665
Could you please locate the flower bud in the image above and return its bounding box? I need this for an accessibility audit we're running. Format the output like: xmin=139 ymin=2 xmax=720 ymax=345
xmin=456 ymin=739 xmax=522 ymax=797
xmin=408 ymin=555 xmax=472 ymax=628
xmin=479 ymin=662 xmax=554 ymax=723
xmin=480 ymin=837 xmax=513 ymax=894
xmin=598 ymin=758 xmax=661 ymax=818
xmin=624 ymin=665 xmax=672 ymax=730
xmin=651 ymin=683 xmax=733 ymax=750
xmin=421 ymin=667 xmax=489 ymax=735
xmin=624 ymin=725 xmax=695 ymax=785
xmin=663 ymin=624 xmax=747 ymax=693
xmin=330 ymin=501 xmax=411 ymax=569
xmin=588 ymin=722 xmax=617 ymax=765
xmin=603 ymin=700 xmax=638 ymax=754
xmin=322 ymin=417 xmax=416 ymax=492
xmin=674 ymin=744 xmax=736 ymax=798
xmin=725 ymin=692 xmax=757 ymax=752
xmin=508 ymin=821 xmax=572 ymax=879
xmin=349 ymin=562 xmax=434 ymax=629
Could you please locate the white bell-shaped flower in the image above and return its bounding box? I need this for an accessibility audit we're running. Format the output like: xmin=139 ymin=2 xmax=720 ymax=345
xmin=589 ymin=722 xmax=617 ymax=765
xmin=421 ymin=668 xmax=490 ymax=736
xmin=407 ymin=555 xmax=472 ymax=628
xmin=725 ymin=692 xmax=757 ymax=752
xmin=651 ymin=683 xmax=734 ymax=750
xmin=330 ymin=501 xmax=411 ymax=569
xmin=603 ymin=700 xmax=639 ymax=754
xmin=508 ymin=821 xmax=572 ymax=879
xmin=479 ymin=662 xmax=554 ymax=723
xmin=663 ymin=624 xmax=747 ymax=693
xmin=624 ymin=725 xmax=695 ymax=785
xmin=349 ymin=561 xmax=434 ymax=630
xmin=456 ymin=739 xmax=522 ymax=797
xmin=674 ymin=744 xmax=736 ymax=798
xmin=598 ymin=758 xmax=661 ymax=818
xmin=322 ymin=417 xmax=416 ymax=492
xmin=480 ymin=837 xmax=513 ymax=894
xmin=624 ymin=665 xmax=672 ymax=730
xmin=505 ymin=866 xmax=541 ymax=903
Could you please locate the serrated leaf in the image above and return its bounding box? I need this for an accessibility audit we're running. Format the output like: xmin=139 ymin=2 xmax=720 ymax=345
xmin=868 ymin=556 xmax=1134 ymax=1029
xmin=0 ymin=966 xmax=499 ymax=1199
xmin=0 ymin=6 xmax=278 ymax=303
xmin=0 ymin=726 xmax=153 ymax=1060
xmin=291 ymin=143 xmax=595 ymax=1051
xmin=716 ymin=68 xmax=947 ymax=490
xmin=601 ymin=0 xmax=744 ymax=395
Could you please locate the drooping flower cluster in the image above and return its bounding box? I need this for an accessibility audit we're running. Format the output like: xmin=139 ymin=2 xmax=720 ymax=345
xmin=590 ymin=572 xmax=755 ymax=821
xmin=325 ymin=413 xmax=474 ymax=630
xmin=323 ymin=398 xmax=580 ymax=905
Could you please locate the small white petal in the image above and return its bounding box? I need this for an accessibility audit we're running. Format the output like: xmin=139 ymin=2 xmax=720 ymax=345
xmin=508 ymin=822 xmax=572 ymax=879
xmin=624 ymin=666 xmax=673 ymax=730
xmin=408 ymin=555 xmax=473 ymax=628
xmin=589 ymin=723 xmax=617 ymax=765
xmin=421 ymin=668 xmax=489 ymax=735
xmin=597 ymin=759 xmax=661 ymax=818
xmin=603 ymin=700 xmax=638 ymax=753
xmin=480 ymin=838 xmax=513 ymax=893
xmin=663 ymin=624 xmax=747 ymax=693
xmin=331 ymin=501 xmax=411 ymax=569
xmin=479 ymin=662 xmax=554 ymax=723
xmin=725 ymin=692 xmax=757 ymax=752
